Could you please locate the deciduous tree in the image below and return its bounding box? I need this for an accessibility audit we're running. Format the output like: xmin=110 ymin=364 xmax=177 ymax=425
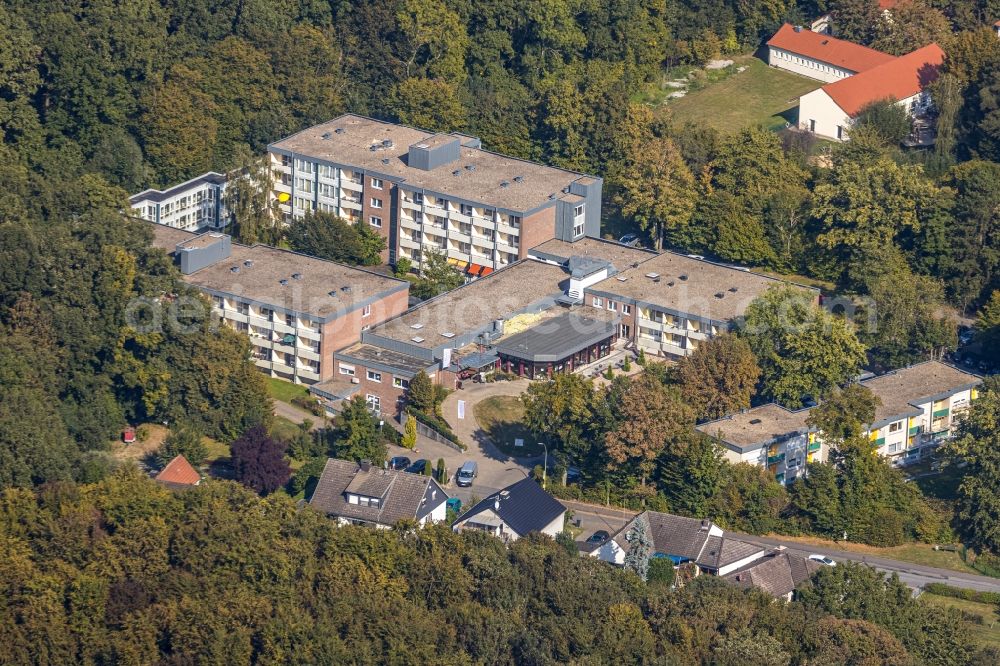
xmin=676 ymin=334 xmax=761 ymax=420
xmin=230 ymin=425 xmax=291 ymax=495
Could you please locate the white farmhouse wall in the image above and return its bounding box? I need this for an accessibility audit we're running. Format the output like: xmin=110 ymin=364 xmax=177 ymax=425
xmin=798 ymin=89 xmax=852 ymax=140
xmin=768 ymin=47 xmax=855 ymax=82
xmin=540 ymin=512 xmax=566 ymax=539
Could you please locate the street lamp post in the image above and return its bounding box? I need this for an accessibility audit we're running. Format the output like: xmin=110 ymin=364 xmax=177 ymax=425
xmin=538 ymin=442 xmax=548 ymax=489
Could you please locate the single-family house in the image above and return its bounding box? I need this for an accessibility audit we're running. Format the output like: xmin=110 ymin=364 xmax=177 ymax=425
xmin=452 ymin=477 xmax=566 ymax=541
xmin=722 ymin=551 xmax=823 ymax=601
xmin=766 ymin=23 xmax=895 ymax=82
xmin=155 ymin=455 xmax=201 ymax=489
xmin=310 ymin=458 xmax=448 ymax=528
xmin=798 ymin=43 xmax=945 ymax=140
xmin=587 ymin=511 xmax=767 ymax=577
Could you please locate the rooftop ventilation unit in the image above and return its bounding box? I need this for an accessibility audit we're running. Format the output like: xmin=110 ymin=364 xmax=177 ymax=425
xmin=292 ymin=273 xmax=302 ymax=280
xmin=321 ymin=132 xmax=332 ymax=139
xmin=382 ymin=158 xmax=390 ymax=165
xmin=230 ymin=266 xmax=240 ymax=273
xmin=728 ymin=286 xmax=738 ymax=293
xmin=645 ymin=272 xmax=660 ymax=279
xmin=561 ymin=187 xmax=570 ymax=194
xmin=749 ymin=418 xmax=763 ymax=425
xmin=667 ymin=281 xmax=675 ymax=287
xmin=714 ymin=292 xmax=724 ymax=298
xmin=279 ymin=279 xmax=289 ymax=286
xmin=679 ymin=274 xmax=688 ymax=281
xmin=411 ymin=336 xmax=425 ymax=343
xmin=441 ymin=332 xmax=455 ymax=338
xmin=500 ymin=181 xmax=510 ymax=188
xmin=548 ymin=193 xmax=557 ymax=200
xmin=465 ymin=164 xmax=476 ymax=172
xmin=243 ymin=260 xmax=253 ymax=267
xmin=513 ymin=175 xmax=524 ymax=183
xmin=452 ymin=169 xmax=461 ymax=176
xmin=369 ymin=145 xmax=379 ymax=152
xmin=327 ymin=290 xmax=339 ymax=297
xmin=382 ymin=139 xmax=393 ymax=148
xmin=334 ymin=127 xmax=345 ymax=134
xmin=616 ymin=276 xmax=628 ymax=282
xmin=410 ymin=323 xmax=424 ymax=329
xmin=341 ymin=285 xmax=352 ymax=292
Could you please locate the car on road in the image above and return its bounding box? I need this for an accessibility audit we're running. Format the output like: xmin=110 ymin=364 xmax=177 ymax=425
xmin=809 ymin=554 xmax=837 ymax=567
xmin=389 ymin=456 xmax=411 ymax=471
xmin=585 ymin=530 xmax=610 ymax=545
xmin=456 ymin=460 xmax=478 ymax=487
xmin=618 ymin=233 xmax=639 ymax=246
xmin=405 ymin=459 xmax=430 ymax=475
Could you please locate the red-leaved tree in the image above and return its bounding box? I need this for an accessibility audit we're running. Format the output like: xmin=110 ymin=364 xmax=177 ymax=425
xmin=230 ymin=426 xmax=291 ymax=495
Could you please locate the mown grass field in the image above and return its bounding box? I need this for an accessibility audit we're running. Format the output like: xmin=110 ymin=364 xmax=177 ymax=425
xmin=266 ymin=377 xmax=309 ymax=403
xmin=659 ymin=56 xmax=821 ymax=134
xmin=920 ymin=593 xmax=1000 ymax=649
xmin=474 ymin=395 xmax=543 ymax=457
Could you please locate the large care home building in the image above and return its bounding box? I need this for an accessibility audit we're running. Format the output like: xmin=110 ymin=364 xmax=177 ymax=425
xmin=699 ymin=361 xmax=981 ymax=478
xmin=766 ymin=23 xmax=895 ymax=83
xmin=151 ymin=225 xmax=409 ymax=385
xmin=310 ymin=459 xmax=448 ymax=528
xmin=798 ymin=43 xmax=944 ymax=141
xmin=130 ymin=172 xmax=228 ymax=232
xmin=267 ymin=114 xmax=602 ymax=271
xmin=696 ymin=404 xmax=823 ymax=486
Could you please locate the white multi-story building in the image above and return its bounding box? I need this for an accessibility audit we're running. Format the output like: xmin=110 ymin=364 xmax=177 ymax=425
xmin=130 ymin=172 xmax=228 ymax=232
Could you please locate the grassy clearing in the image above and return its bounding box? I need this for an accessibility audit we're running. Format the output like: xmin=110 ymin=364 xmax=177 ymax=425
xmin=474 ymin=395 xmax=543 ymax=457
xmin=765 ymin=533 xmax=980 ymax=575
xmin=660 ymin=56 xmax=821 ymax=134
xmin=920 ymin=594 xmax=1000 ymax=648
xmin=270 ymin=415 xmax=305 ymax=443
xmin=202 ymin=437 xmax=230 ymax=467
xmin=266 ymin=377 xmax=309 ymax=403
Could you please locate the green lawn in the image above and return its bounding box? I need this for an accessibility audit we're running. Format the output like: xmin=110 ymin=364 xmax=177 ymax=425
xmin=270 ymin=415 xmax=305 ymax=443
xmin=202 ymin=437 xmax=230 ymax=468
xmin=474 ymin=396 xmax=544 ymax=457
xmin=661 ymin=56 xmax=821 ymax=134
xmin=266 ymin=377 xmax=309 ymax=403
xmin=920 ymin=594 xmax=1000 ymax=649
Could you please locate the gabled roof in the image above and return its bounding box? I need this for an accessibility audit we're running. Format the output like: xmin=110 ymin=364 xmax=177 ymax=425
xmin=610 ymin=511 xmax=723 ymax=564
xmin=767 ymin=23 xmax=895 ymax=73
xmin=155 ymin=455 xmax=200 ymax=487
xmin=456 ymin=478 xmax=565 ymax=537
xmin=821 ymin=43 xmax=945 ymax=117
xmin=310 ymin=459 xmax=448 ymax=526
xmin=723 ymin=552 xmax=822 ymax=598
xmin=699 ymin=535 xmax=767 ymax=570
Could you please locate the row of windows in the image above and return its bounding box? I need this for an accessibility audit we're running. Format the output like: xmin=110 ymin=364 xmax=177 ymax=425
xmin=773 ymin=49 xmax=848 ymax=77
xmin=338 ymin=363 xmax=408 ymax=388
xmin=590 ymin=297 xmax=631 ymax=315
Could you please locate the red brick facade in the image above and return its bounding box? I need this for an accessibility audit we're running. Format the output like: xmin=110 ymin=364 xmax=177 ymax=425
xmin=318 ymin=288 xmax=409 ymax=380
xmin=518 ymin=207 xmax=556 ymax=261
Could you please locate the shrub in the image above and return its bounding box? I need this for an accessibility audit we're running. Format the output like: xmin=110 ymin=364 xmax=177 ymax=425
xmin=623 ymin=355 xmax=631 ymax=372
xmin=923 ymin=583 xmax=1000 ymax=605
xmin=647 ymin=557 xmax=676 ymax=587
xmin=436 ymin=458 xmax=446 ymax=483
xmin=157 ymin=422 xmax=208 ymax=467
xmin=291 ymin=395 xmax=324 ymax=417
xmin=401 ymin=417 xmax=417 ymax=449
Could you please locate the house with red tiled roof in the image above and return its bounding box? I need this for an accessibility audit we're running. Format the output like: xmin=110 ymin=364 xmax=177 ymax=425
xmin=155 ymin=455 xmax=201 ymax=489
xmin=766 ymin=23 xmax=895 ymax=82
xmin=798 ymin=43 xmax=944 ymax=140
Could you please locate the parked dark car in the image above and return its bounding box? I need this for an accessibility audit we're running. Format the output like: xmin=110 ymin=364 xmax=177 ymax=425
xmin=389 ymin=456 xmax=411 ymax=471
xmin=405 ymin=459 xmax=430 ymax=475
xmin=585 ymin=530 xmax=610 ymax=545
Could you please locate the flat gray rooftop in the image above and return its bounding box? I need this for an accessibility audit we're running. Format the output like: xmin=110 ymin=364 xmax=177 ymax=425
xmin=495 ymin=311 xmax=619 ymax=362
xmin=697 ymin=404 xmax=812 ymax=452
xmin=150 ymin=224 xmax=197 ymax=251
xmin=183 ymin=243 xmax=407 ymax=320
xmin=590 ymin=252 xmax=808 ymax=323
xmin=336 ymin=343 xmax=432 ymax=376
xmin=130 ymin=172 xmax=226 ymax=204
xmin=860 ymin=361 xmax=981 ymax=424
xmin=270 ymin=115 xmax=592 ymax=213
xmin=368 ymin=260 xmax=569 ymax=350
xmin=529 ymin=237 xmax=657 ymax=271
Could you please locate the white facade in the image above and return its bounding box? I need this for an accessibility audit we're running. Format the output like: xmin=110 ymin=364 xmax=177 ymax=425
xmin=130 ymin=173 xmax=228 ymax=232
xmin=768 ymin=46 xmax=856 ymax=82
xmin=454 ymin=508 xmax=564 ymax=541
xmin=799 ymin=88 xmax=932 ymax=141
xmin=866 ymin=385 xmax=978 ymax=467
xmin=718 ymin=431 xmax=826 ymax=486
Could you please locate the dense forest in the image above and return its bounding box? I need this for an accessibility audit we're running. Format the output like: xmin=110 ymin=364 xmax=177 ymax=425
xmin=1 ymin=469 xmax=996 ymax=665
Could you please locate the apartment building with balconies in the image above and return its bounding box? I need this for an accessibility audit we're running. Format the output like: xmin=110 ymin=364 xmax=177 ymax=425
xmin=130 ymin=172 xmax=228 ymax=232
xmin=697 ymin=404 xmax=825 ymax=486
xmin=151 ymin=226 xmax=409 ymax=385
xmin=267 ymin=114 xmax=602 ymax=272
xmin=698 ymin=361 xmax=981 ymax=478
xmin=859 ymin=361 xmax=981 ymax=466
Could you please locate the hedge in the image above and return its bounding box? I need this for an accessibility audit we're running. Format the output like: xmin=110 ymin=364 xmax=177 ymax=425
xmin=923 ymin=583 xmax=1000 ymax=605
xmin=406 ymin=408 xmax=466 ymax=450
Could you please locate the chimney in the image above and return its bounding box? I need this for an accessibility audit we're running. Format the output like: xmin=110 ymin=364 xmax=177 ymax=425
xmin=359 ymin=460 xmax=371 ymax=472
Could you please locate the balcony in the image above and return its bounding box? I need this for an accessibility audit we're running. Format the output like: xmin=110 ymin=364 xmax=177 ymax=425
xmin=767 ymin=453 xmax=786 ymax=465
xmin=932 ymin=408 xmax=950 ymax=419
xmin=340 ymin=178 xmax=363 ymax=192
xmin=908 ymin=425 xmax=923 ymax=436
xmin=298 ymin=327 xmax=321 ymax=341
xmin=496 ymin=221 xmax=520 ymax=236
xmin=448 ymin=229 xmax=472 ymax=244
xmin=271 ymin=320 xmax=296 ymax=334
xmin=399 ymin=236 xmax=420 ymax=250
xmin=340 ymin=198 xmax=362 ymax=211
xmin=401 ymin=197 xmax=422 ymax=211
xmin=448 ymin=211 xmax=471 ymax=224
xmin=874 ymin=437 xmax=886 ymax=446
xmin=808 ymin=442 xmax=821 ymax=452
xmin=297 ymin=347 xmax=321 ymax=361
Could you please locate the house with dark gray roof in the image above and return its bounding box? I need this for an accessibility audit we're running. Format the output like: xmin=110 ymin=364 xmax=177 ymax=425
xmin=310 ymin=459 xmax=448 ymax=528
xmin=452 ymin=477 xmax=566 ymax=542
xmin=723 ymin=550 xmax=822 ymax=601
xmin=586 ymin=511 xmax=767 ymax=576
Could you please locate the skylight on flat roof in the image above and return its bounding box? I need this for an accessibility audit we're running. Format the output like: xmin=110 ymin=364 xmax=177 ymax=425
xmin=441 ymin=332 xmax=455 ymax=338
xmin=410 ymin=323 xmax=424 ymax=329
xmin=645 ymin=272 xmax=660 ymax=279
xmin=411 ymin=336 xmax=425 ymax=343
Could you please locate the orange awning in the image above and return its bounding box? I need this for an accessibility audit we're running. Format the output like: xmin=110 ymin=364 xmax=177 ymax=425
xmin=479 ymin=267 xmax=494 ymax=277
xmin=467 ymin=263 xmax=486 ymax=276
